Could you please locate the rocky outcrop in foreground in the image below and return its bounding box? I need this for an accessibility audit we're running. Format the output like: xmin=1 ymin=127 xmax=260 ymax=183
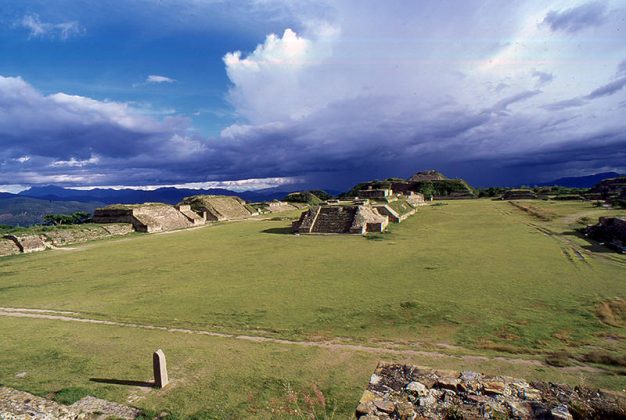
xmin=0 ymin=386 xmax=140 ymax=419
xmin=356 ymin=363 xmax=625 ymax=419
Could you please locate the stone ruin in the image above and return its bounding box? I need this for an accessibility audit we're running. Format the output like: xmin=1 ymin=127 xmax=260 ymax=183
xmin=292 ymin=188 xmax=426 ymax=235
xmin=0 ymin=224 xmax=134 ymax=258
xmin=0 ymin=386 xmax=140 ymax=419
xmin=267 ymin=200 xmax=299 ymax=212
xmin=357 ymin=189 xmax=425 ymax=223
xmin=292 ymin=205 xmax=389 ymax=234
xmin=93 ymin=202 xmax=206 ymax=233
xmin=586 ymin=176 xmax=626 ymax=201
xmin=359 ymin=188 xmax=394 ymax=200
xmin=2 ymin=234 xmax=46 ymax=253
xmin=356 ymin=362 xmax=626 ymax=419
xmin=0 ymin=238 xmax=21 ymax=256
xmin=585 ymin=216 xmax=626 ymax=253
xmin=502 ymin=189 xmax=538 ymax=200
xmin=179 ymin=195 xmax=257 ymax=221
xmin=254 ymin=200 xmax=299 ymax=214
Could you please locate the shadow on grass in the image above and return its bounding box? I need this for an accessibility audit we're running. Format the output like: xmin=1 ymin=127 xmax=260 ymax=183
xmin=89 ymin=378 xmax=154 ymax=388
xmin=261 ymin=227 xmax=293 ymax=235
xmin=562 ymin=230 xmax=620 ymax=254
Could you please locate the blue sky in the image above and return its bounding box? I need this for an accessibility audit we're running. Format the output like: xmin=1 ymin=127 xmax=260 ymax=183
xmin=1 ymin=0 xmax=625 ymax=192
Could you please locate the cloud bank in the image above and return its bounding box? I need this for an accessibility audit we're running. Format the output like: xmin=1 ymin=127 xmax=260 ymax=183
xmin=3 ymin=0 xmax=626 ymax=190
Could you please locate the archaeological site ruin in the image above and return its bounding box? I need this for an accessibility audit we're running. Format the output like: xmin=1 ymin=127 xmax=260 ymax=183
xmin=93 ymin=203 xmax=205 ymax=233
xmin=93 ymin=195 xmax=258 ymax=233
xmin=356 ymin=362 xmax=626 ymax=419
xmin=292 ymin=188 xmax=426 ymax=234
xmin=585 ymin=216 xmax=626 ymax=253
xmin=502 ymin=189 xmax=538 ymax=200
xmin=179 ymin=195 xmax=257 ymax=221
xmin=292 ymin=204 xmax=389 ymax=234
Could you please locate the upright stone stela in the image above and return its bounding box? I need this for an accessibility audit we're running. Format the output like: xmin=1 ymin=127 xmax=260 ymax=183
xmin=153 ymin=349 xmax=169 ymax=388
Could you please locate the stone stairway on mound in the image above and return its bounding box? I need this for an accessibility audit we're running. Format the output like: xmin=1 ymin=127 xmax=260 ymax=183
xmin=311 ymin=206 xmax=357 ymax=233
xmin=133 ymin=205 xmax=195 ymax=232
xmin=207 ymin=197 xmax=253 ymax=219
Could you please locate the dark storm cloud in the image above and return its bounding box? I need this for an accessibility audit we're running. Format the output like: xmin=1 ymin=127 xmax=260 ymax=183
xmin=3 ymin=1 xmax=626 ymax=190
xmin=542 ymin=1 xmax=608 ymax=33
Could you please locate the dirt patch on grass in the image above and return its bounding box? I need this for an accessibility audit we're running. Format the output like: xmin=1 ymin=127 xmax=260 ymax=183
xmin=596 ymin=298 xmax=626 ymax=327
xmin=508 ymin=201 xmax=557 ymax=221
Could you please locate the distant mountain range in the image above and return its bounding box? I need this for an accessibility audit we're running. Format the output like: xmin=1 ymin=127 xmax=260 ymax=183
xmin=533 ymin=172 xmax=624 ymax=188
xmin=0 ymin=185 xmax=339 ymax=226
xmin=15 ymin=185 xmax=309 ymax=205
xmin=0 ymin=196 xmax=104 ymax=227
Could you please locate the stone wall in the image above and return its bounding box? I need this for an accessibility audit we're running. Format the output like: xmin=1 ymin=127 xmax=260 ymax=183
xmin=0 ymin=238 xmax=20 ymax=257
xmin=351 ymin=205 xmax=389 ymax=234
xmin=359 ymin=188 xmax=392 ymax=199
xmin=356 ymin=362 xmax=625 ymax=419
xmin=503 ymin=189 xmax=538 ymax=200
xmin=4 ymin=235 xmax=47 ymax=253
xmin=374 ymin=205 xmax=402 ymax=223
xmin=93 ymin=208 xmax=135 ymax=224
xmin=0 ymin=224 xmax=133 ymax=258
xmin=43 ymin=224 xmax=132 ymax=246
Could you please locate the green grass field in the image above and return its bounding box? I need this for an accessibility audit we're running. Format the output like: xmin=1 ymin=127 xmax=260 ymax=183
xmin=0 ymin=199 xmax=624 ymax=418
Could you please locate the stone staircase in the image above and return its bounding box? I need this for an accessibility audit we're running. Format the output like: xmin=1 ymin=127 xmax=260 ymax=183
xmin=311 ymin=206 xmax=357 ymax=233
xmin=133 ymin=205 xmax=195 ymax=232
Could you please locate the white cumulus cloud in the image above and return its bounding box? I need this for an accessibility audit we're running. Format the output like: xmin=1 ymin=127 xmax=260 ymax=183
xmin=146 ymin=75 xmax=176 ymax=84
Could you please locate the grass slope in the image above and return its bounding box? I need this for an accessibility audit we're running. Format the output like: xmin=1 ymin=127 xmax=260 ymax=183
xmin=0 ymin=200 xmax=624 ymax=416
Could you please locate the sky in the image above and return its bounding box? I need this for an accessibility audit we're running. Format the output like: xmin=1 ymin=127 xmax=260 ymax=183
xmin=0 ymin=0 xmax=625 ymax=193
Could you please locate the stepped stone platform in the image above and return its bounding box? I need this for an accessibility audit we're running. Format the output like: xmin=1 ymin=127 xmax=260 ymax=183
xmin=175 ymin=204 xmax=206 ymax=225
xmin=502 ymin=189 xmax=538 ymax=200
xmin=179 ymin=195 xmax=256 ymax=221
xmin=0 ymin=386 xmax=140 ymax=419
xmin=94 ymin=203 xmax=204 ymax=233
xmin=356 ymin=362 xmax=626 ymax=419
xmin=293 ymin=205 xmax=388 ymax=234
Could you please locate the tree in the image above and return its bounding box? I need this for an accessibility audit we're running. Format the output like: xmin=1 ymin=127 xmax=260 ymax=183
xmin=42 ymin=211 xmax=91 ymax=226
